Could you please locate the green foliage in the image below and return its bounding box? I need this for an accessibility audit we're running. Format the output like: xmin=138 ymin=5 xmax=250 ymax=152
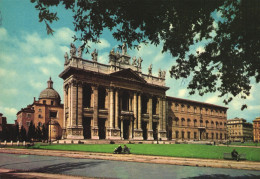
xmin=31 ymin=0 xmax=260 ymax=108
xmin=35 ymin=144 xmax=260 ymax=162
xmin=27 ymin=121 xmax=36 ymax=142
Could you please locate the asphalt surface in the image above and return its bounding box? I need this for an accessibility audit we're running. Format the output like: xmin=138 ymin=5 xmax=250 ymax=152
xmin=1 ymin=153 xmax=260 ymax=179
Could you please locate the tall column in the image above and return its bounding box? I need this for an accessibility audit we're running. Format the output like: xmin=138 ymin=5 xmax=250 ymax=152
xmin=77 ymin=83 xmax=83 ymax=127
xmin=147 ymin=96 xmax=154 ymax=140
xmin=158 ymin=97 xmax=163 ymax=131
xmin=109 ymin=88 xmax=114 ymax=128
xmin=138 ymin=94 xmax=142 ymax=130
xmin=62 ymin=86 xmax=67 ymax=139
xmin=115 ymin=89 xmax=119 ymax=129
xmin=91 ymin=85 xmax=99 ymax=139
xmin=133 ymin=93 xmax=137 ymax=129
xmin=66 ymin=80 xmax=83 ymax=139
xmin=121 ymin=120 xmax=124 ymax=139
xmin=159 ymin=97 xmax=167 ymax=140
xmin=134 ymin=93 xmax=143 ymax=140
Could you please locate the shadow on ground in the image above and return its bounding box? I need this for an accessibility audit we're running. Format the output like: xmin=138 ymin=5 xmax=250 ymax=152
xmin=184 ymin=174 xmax=260 ymax=179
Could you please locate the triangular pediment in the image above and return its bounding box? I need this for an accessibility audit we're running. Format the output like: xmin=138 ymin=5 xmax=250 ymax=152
xmin=110 ymin=68 xmax=146 ymax=83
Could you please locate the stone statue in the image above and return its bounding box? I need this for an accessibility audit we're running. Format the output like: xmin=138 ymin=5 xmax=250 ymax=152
xmin=137 ymin=57 xmax=143 ymax=68
xmin=91 ymin=49 xmax=98 ymax=62
xmin=116 ymin=50 xmax=121 ymax=61
xmin=132 ymin=56 xmax=137 ymax=66
xmin=64 ymin=52 xmax=69 ymax=63
xmin=158 ymin=68 xmax=162 ymax=78
xmin=161 ymin=70 xmax=166 ymax=79
xmin=122 ymin=43 xmax=127 ymax=55
xmin=70 ymin=43 xmax=76 ymax=57
xmin=77 ymin=46 xmax=83 ymax=58
xmin=109 ymin=48 xmax=116 ymax=62
xmin=148 ymin=64 xmax=152 ymax=75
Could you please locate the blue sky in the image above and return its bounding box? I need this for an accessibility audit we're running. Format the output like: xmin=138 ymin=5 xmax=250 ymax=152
xmin=0 ymin=0 xmax=259 ymax=124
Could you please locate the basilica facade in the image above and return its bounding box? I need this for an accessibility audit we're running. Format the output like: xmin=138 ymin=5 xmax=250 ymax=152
xmin=59 ymin=44 xmax=228 ymax=141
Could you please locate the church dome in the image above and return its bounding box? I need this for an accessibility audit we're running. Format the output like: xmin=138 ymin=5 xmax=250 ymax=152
xmin=39 ymin=77 xmax=61 ymax=101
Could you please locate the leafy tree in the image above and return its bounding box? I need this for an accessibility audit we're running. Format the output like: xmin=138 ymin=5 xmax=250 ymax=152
xmin=31 ymin=0 xmax=260 ymax=109
xmin=35 ymin=125 xmax=43 ymax=141
xmin=20 ymin=126 xmax=27 ymax=142
xmin=27 ymin=121 xmax=36 ymax=142
xmin=42 ymin=124 xmax=48 ymax=142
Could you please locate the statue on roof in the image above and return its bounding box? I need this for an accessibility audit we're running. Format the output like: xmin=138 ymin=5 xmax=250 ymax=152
xmin=158 ymin=68 xmax=162 ymax=78
xmin=137 ymin=57 xmax=143 ymax=68
xmin=148 ymin=64 xmax=152 ymax=75
xmin=132 ymin=56 xmax=137 ymax=66
xmin=161 ymin=70 xmax=166 ymax=79
xmin=91 ymin=49 xmax=98 ymax=62
xmin=64 ymin=52 xmax=69 ymax=65
xmin=70 ymin=43 xmax=76 ymax=57
xmin=122 ymin=43 xmax=127 ymax=55
xmin=77 ymin=46 xmax=83 ymax=58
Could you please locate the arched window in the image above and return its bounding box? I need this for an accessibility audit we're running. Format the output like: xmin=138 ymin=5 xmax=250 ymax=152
xmin=200 ymin=120 xmax=203 ymax=127
xmin=181 ymin=118 xmax=185 ymax=126
xmin=182 ymin=131 xmax=185 ymax=139
xmin=175 ymin=103 xmax=179 ymax=111
xmin=194 ymin=107 xmax=197 ymax=113
xmin=194 ymin=119 xmax=197 ymax=127
xmin=38 ymin=114 xmax=42 ymax=118
xmin=187 ymin=118 xmax=191 ymax=126
xmin=181 ymin=104 xmax=185 ymax=112
xmin=175 ymin=118 xmax=179 ymax=126
xmin=206 ymin=120 xmax=209 ymax=128
xmin=211 ymin=121 xmax=214 ymax=127
xmin=175 ymin=131 xmax=179 ymax=138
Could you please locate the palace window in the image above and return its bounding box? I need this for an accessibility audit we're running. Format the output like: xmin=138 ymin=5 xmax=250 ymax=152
xmin=216 ymin=133 xmax=219 ymax=139
xmin=43 ymin=100 xmax=46 ymax=104
xmin=27 ymin=113 xmax=31 ymax=118
xmin=188 ymin=132 xmax=191 ymax=139
xmin=51 ymin=101 xmax=54 ymax=105
xmin=175 ymin=118 xmax=179 ymax=126
xmin=187 ymin=119 xmax=191 ymax=126
xmin=194 ymin=107 xmax=197 ymax=113
xmin=50 ymin=111 xmax=57 ymax=118
xmin=220 ymin=133 xmax=223 ymax=139
xmin=182 ymin=131 xmax=185 ymax=139
xmin=212 ymin=133 xmax=214 ymax=139
xmin=181 ymin=118 xmax=185 ymax=126
xmin=181 ymin=105 xmax=184 ymax=112
xmin=176 ymin=131 xmax=179 ymax=138
xmin=194 ymin=132 xmax=197 ymax=139
xmin=175 ymin=103 xmax=179 ymax=111
xmin=38 ymin=114 xmax=42 ymax=118
xmin=206 ymin=133 xmax=209 ymax=139
xmin=38 ymin=108 xmax=42 ymax=112
xmin=194 ymin=119 xmax=197 ymax=127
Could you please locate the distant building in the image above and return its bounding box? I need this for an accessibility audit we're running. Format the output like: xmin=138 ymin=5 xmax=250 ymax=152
xmin=0 ymin=113 xmax=7 ymax=138
xmin=16 ymin=78 xmax=64 ymax=140
xmin=253 ymin=117 xmax=260 ymax=142
xmin=227 ymin=118 xmax=253 ymax=142
xmin=59 ymin=43 xmax=228 ymax=141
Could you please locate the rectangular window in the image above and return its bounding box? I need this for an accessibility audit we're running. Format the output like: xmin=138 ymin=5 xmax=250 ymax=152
xmin=194 ymin=132 xmax=197 ymax=139
xmin=51 ymin=101 xmax=54 ymax=105
xmin=188 ymin=132 xmax=190 ymax=139
xmin=50 ymin=111 xmax=57 ymax=118
xmin=43 ymin=100 xmax=46 ymax=104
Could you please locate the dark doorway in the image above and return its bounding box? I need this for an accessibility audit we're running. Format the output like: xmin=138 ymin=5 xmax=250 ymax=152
xmin=123 ymin=120 xmax=130 ymax=139
xmin=152 ymin=122 xmax=158 ymax=140
xmin=83 ymin=117 xmax=91 ymax=139
xmin=142 ymin=121 xmax=147 ymax=140
xmin=98 ymin=118 xmax=106 ymax=139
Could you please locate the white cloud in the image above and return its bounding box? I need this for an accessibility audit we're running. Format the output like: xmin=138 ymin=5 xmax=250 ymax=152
xmin=153 ymin=52 xmax=165 ymax=62
xmin=3 ymin=107 xmax=18 ymax=117
xmin=2 ymin=88 xmax=18 ymax=95
xmin=29 ymin=80 xmax=45 ymax=90
xmin=40 ymin=67 xmax=50 ymax=76
xmin=31 ymin=55 xmax=62 ymax=66
xmin=178 ymin=89 xmax=187 ymax=98
xmin=97 ymin=39 xmax=111 ymax=49
xmin=0 ymin=68 xmax=17 ymax=77
xmin=0 ymin=27 xmax=7 ymax=41
xmin=248 ymin=105 xmax=260 ymax=111
xmin=55 ymin=27 xmax=75 ymax=44
xmin=205 ymin=96 xmax=220 ymax=104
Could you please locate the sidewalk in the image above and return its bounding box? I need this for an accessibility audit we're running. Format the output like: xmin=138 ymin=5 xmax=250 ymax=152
xmin=0 ymin=148 xmax=260 ymax=172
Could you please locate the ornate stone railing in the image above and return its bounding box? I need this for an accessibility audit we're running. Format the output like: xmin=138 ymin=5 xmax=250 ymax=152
xmin=65 ymin=57 xmax=166 ymax=86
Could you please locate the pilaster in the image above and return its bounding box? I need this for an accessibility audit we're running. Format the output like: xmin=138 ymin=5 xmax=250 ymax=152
xmin=147 ymin=96 xmax=153 ymax=140
xmin=91 ymin=85 xmax=99 ymax=139
xmin=134 ymin=93 xmax=143 ymax=140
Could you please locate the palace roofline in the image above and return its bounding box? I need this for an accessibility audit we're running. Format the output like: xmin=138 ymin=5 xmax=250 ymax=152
xmin=166 ymin=96 xmax=228 ymax=110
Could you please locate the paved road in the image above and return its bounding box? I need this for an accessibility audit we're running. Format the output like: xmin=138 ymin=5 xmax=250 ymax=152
xmin=1 ymin=153 xmax=260 ymax=179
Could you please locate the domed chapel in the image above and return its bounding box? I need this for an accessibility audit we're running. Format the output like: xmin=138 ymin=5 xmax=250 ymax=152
xmin=16 ymin=77 xmax=64 ymax=140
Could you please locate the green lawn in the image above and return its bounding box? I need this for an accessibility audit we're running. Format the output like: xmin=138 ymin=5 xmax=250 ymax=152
xmin=22 ymin=144 xmax=260 ymax=162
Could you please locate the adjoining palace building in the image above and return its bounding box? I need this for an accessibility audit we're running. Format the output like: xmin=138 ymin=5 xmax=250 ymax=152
xmin=59 ymin=44 xmax=228 ymax=141
xmin=253 ymin=117 xmax=260 ymax=142
xmin=227 ymin=117 xmax=253 ymax=142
